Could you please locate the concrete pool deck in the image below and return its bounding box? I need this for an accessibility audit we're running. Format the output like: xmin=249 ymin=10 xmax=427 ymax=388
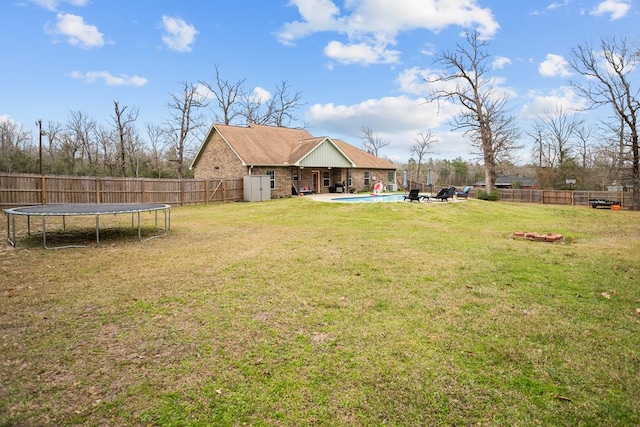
xmin=303 ymin=192 xmax=467 ymax=203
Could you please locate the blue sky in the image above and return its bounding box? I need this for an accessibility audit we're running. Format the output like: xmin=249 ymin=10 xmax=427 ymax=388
xmin=1 ymin=0 xmax=637 ymax=164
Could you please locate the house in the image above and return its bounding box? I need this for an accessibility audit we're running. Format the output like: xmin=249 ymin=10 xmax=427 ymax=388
xmin=190 ymin=123 xmax=398 ymax=198
xmin=474 ymin=175 xmax=537 ymax=189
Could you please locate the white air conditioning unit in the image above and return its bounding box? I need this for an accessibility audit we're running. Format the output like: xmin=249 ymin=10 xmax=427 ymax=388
xmin=387 ymin=183 xmax=398 ymax=191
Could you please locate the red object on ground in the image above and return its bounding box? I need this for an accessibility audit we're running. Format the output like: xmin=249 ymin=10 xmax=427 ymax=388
xmin=512 ymin=232 xmax=563 ymax=242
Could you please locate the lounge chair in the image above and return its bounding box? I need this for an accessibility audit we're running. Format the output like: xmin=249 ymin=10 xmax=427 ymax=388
xmin=403 ymin=189 xmax=423 ymax=202
xmin=433 ymin=186 xmax=455 ymax=202
xmin=456 ymin=186 xmax=471 ymax=198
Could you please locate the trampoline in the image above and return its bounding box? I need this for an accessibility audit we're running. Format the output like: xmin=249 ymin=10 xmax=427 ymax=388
xmin=4 ymin=203 xmax=170 ymax=249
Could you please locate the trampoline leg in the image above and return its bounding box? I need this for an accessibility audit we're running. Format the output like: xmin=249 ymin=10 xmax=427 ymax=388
xmin=7 ymin=214 xmax=16 ymax=247
xmin=137 ymin=211 xmax=141 ymax=241
xmin=42 ymin=216 xmax=47 ymax=249
xmin=96 ymin=215 xmax=100 ymax=247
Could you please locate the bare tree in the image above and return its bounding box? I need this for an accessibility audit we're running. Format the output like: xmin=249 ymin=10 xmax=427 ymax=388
xmin=146 ymin=123 xmax=167 ymax=178
xmin=426 ymin=30 xmax=518 ymax=192
xmin=67 ymin=110 xmax=96 ymax=168
xmin=43 ymin=121 xmax=63 ymax=161
xmin=0 ymin=119 xmax=32 ymax=172
xmin=200 ymin=64 xmax=245 ymax=125
xmin=535 ymin=106 xmax=582 ymax=168
xmin=410 ymin=131 xmax=437 ymax=182
xmin=574 ymin=124 xmax=594 ymax=170
xmin=569 ymin=34 xmax=640 ymax=210
xmin=270 ymin=81 xmax=303 ymax=127
xmin=166 ymin=81 xmax=206 ymax=179
xmin=240 ymin=81 xmax=303 ymax=127
xmin=360 ymin=126 xmax=389 ymax=157
xmin=94 ymin=125 xmax=117 ymax=175
xmin=111 ymin=101 xmax=139 ymax=177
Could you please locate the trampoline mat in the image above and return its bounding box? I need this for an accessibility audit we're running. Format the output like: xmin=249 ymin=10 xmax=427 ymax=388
xmin=5 ymin=203 xmax=170 ymax=216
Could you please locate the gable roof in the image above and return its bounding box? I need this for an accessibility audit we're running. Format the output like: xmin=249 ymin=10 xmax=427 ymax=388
xmin=191 ymin=123 xmax=397 ymax=170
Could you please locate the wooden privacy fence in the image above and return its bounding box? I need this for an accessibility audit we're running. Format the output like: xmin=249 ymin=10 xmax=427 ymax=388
xmin=0 ymin=173 xmax=632 ymax=208
xmin=0 ymin=173 xmax=243 ymax=208
xmin=492 ymin=188 xmax=630 ymax=208
xmin=408 ymin=181 xmax=631 ymax=209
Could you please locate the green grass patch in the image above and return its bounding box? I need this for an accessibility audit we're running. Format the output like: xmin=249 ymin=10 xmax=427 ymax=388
xmin=1 ymin=198 xmax=639 ymax=425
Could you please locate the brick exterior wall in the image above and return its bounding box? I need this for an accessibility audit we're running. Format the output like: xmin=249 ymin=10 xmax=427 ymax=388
xmin=192 ymin=132 xmax=247 ymax=180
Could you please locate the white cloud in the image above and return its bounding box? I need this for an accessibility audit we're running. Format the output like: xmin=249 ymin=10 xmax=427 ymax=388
xmin=324 ymin=40 xmax=400 ymax=65
xmin=252 ymin=87 xmax=272 ymax=103
xmin=277 ymin=0 xmax=344 ymax=45
xmin=590 ymin=0 xmax=631 ymax=20
xmin=30 ymin=0 xmax=88 ymax=11
xmin=70 ymin=71 xmax=148 ymax=87
xmin=48 ymin=13 xmax=104 ymax=49
xmin=277 ymin=0 xmax=500 ymax=66
xmin=492 ymin=56 xmax=512 ymax=69
xmin=548 ymin=0 xmax=570 ymax=11
xmin=307 ymin=96 xmax=454 ymax=134
xmin=395 ymin=67 xmax=443 ymax=96
xmin=539 ymin=54 xmax=571 ymax=77
xmin=305 ymin=95 xmax=467 ymax=161
xmin=519 ymin=86 xmax=586 ymax=120
xmin=161 ymin=16 xmax=198 ymax=52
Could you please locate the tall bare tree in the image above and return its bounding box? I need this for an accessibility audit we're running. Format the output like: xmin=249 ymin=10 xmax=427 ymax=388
xmin=67 ymin=110 xmax=97 ymax=169
xmin=94 ymin=124 xmax=117 ymax=175
xmin=111 ymin=101 xmax=139 ymax=177
xmin=200 ymin=64 xmax=245 ymax=125
xmin=240 ymin=81 xmax=303 ymax=127
xmin=426 ymin=30 xmax=518 ymax=192
xmin=569 ymin=35 xmax=640 ymax=210
xmin=270 ymin=81 xmax=303 ymax=127
xmin=360 ymin=126 xmax=388 ymax=157
xmin=534 ymin=106 xmax=582 ymax=168
xmin=146 ymin=123 xmax=167 ymax=178
xmin=166 ymin=81 xmax=206 ymax=179
xmin=410 ymin=131 xmax=437 ymax=182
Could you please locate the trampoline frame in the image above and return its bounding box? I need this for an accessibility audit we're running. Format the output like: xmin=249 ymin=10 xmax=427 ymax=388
xmin=4 ymin=203 xmax=171 ymax=249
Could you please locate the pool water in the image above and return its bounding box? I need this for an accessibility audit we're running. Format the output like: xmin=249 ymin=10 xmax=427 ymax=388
xmin=331 ymin=194 xmax=410 ymax=203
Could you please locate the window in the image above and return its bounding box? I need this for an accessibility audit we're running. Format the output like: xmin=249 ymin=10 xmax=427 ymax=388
xmin=323 ymin=171 xmax=330 ymax=187
xmin=266 ymin=170 xmax=275 ymax=189
xmin=348 ymin=170 xmax=353 ymax=187
xmin=293 ymin=171 xmax=298 ymax=181
xmin=387 ymin=171 xmax=394 ymax=182
xmin=364 ymin=171 xmax=370 ymax=186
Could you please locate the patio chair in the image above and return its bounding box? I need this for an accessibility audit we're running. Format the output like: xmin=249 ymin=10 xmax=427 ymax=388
xmin=456 ymin=186 xmax=471 ymax=198
xmin=403 ymin=189 xmax=423 ymax=202
xmin=433 ymin=186 xmax=455 ymax=202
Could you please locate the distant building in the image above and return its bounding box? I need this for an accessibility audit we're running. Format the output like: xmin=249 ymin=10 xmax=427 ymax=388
xmin=474 ymin=175 xmax=537 ymax=189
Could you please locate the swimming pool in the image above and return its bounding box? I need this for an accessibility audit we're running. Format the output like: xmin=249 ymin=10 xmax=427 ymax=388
xmin=331 ymin=194 xmax=410 ymax=203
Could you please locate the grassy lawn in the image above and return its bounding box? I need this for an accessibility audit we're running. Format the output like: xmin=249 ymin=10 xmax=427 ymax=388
xmin=1 ymin=197 xmax=639 ymax=426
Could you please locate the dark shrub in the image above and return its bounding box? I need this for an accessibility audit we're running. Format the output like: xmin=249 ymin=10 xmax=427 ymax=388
xmin=477 ymin=189 xmax=500 ymax=201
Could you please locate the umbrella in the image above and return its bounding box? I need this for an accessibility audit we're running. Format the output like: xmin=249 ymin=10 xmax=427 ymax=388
xmin=403 ymin=170 xmax=408 ymax=190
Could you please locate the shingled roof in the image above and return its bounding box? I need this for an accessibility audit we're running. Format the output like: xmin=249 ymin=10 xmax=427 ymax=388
xmin=191 ymin=123 xmax=397 ymax=170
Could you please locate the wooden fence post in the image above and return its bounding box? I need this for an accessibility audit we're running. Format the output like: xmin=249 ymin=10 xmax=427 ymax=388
xmin=205 ymin=179 xmax=209 ymax=204
xmin=41 ymin=175 xmax=46 ymax=205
